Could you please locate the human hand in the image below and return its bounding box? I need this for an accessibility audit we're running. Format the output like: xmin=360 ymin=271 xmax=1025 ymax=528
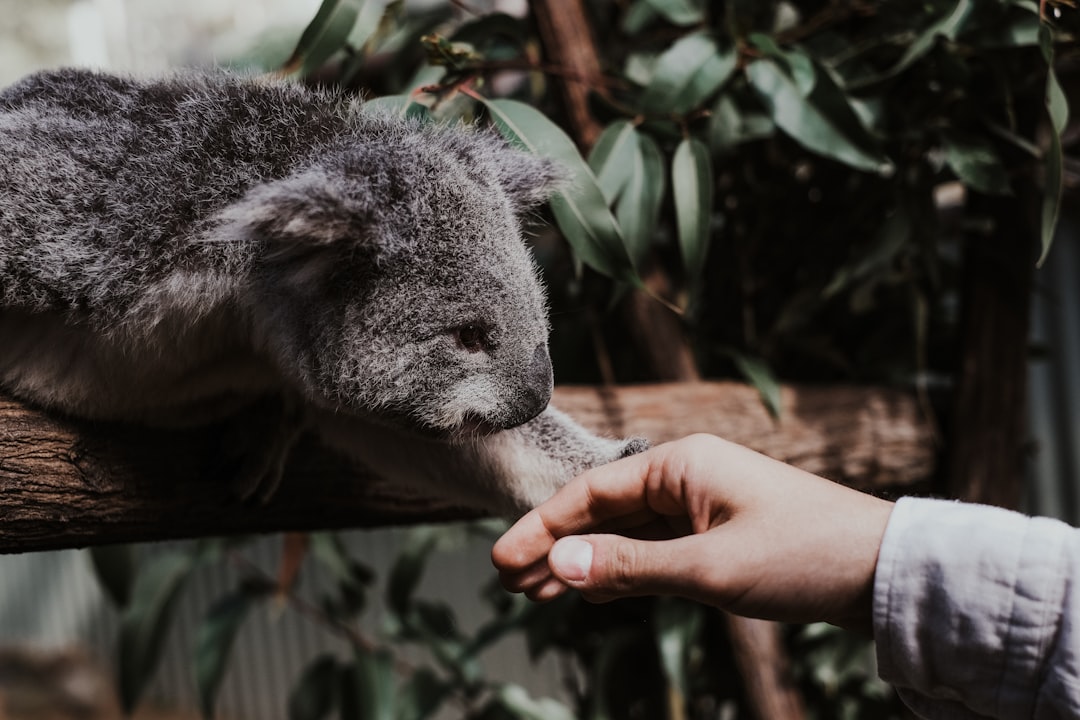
xmin=492 ymin=434 xmax=894 ymax=632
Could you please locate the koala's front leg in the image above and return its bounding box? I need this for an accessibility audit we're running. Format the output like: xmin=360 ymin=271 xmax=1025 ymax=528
xmin=314 ymin=406 xmax=647 ymax=517
xmin=471 ymin=407 xmax=649 ymax=515
xmin=213 ymin=394 xmax=307 ymax=503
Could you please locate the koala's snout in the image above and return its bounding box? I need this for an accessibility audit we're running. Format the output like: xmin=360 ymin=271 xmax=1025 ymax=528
xmin=529 ymin=342 xmax=554 ymax=404
xmin=499 ymin=343 xmax=553 ymax=430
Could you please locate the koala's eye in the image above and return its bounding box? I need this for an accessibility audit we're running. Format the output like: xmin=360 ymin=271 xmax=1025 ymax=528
xmin=455 ymin=324 xmax=488 ymax=353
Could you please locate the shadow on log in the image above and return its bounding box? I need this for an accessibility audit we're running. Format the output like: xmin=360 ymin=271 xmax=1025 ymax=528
xmin=0 ymin=382 xmax=933 ymax=554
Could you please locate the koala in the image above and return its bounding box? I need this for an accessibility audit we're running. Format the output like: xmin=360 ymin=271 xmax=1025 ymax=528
xmin=0 ymin=68 xmax=644 ymax=516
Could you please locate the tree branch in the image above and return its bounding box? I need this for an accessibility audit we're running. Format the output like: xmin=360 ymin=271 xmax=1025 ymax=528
xmin=0 ymin=382 xmax=932 ymax=554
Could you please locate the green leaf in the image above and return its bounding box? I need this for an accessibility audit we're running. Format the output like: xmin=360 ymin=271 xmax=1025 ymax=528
xmin=88 ymin=544 xmax=136 ymax=608
xmin=483 ymin=98 xmax=638 ymax=283
xmin=386 ymin=529 xmax=439 ymax=621
xmin=616 ymin=131 xmax=665 ymax=268
xmin=824 ymin=208 xmax=911 ymax=299
xmin=284 ymin=0 xmax=365 ymax=76
xmin=748 ymin=37 xmax=884 ymax=153
xmin=709 ymin=93 xmax=775 ymax=152
xmin=362 ymin=95 xmax=432 ymax=122
xmin=643 ymin=0 xmax=704 ymax=26
xmin=396 ymin=668 xmax=449 ymax=720
xmin=195 ymin=584 xmax=268 ymax=719
xmin=492 ymin=685 xmax=576 ymax=720
xmin=641 ymin=34 xmax=737 ymax=115
xmin=622 ymin=0 xmax=660 ymax=35
xmin=864 ymin=0 xmax=974 ymax=84
xmin=289 ymin=654 xmax=340 ymax=720
xmin=730 ymin=352 xmax=782 ymax=418
xmin=340 ymin=647 xmax=395 ymax=720
xmin=653 ymin=597 xmax=704 ymax=705
xmin=1038 ymin=23 xmax=1069 ymax=266
xmin=746 ymin=59 xmax=891 ymax=174
xmin=588 ymin=120 xmax=640 ymax=203
xmin=942 ymin=133 xmax=1011 ymax=195
xmin=118 ymin=551 xmax=199 ymax=713
xmin=346 ymin=0 xmax=387 ymax=50
xmin=672 ymin=137 xmax=713 ymax=299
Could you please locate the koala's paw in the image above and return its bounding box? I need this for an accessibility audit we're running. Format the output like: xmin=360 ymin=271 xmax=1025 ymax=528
xmin=210 ymin=394 xmax=306 ymax=504
xmin=618 ymin=437 xmax=650 ymax=459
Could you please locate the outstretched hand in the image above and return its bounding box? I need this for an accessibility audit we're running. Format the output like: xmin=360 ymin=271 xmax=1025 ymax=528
xmin=492 ymin=434 xmax=894 ymax=632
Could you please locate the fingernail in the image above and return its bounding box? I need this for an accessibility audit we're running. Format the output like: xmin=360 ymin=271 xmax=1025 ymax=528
xmin=550 ymin=537 xmax=592 ymax=582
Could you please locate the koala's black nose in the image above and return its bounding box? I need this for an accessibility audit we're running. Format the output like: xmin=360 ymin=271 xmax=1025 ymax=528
xmin=529 ymin=342 xmax=554 ymax=403
xmin=505 ymin=344 xmax=553 ymax=427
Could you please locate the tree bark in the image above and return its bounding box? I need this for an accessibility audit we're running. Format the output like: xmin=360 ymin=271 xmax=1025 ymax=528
xmin=0 ymin=382 xmax=931 ymax=555
xmin=947 ymin=193 xmax=1036 ymax=508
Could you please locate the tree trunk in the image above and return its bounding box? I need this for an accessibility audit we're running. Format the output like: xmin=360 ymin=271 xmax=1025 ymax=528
xmin=0 ymin=382 xmax=932 ymax=554
xmin=947 ymin=193 xmax=1036 ymax=508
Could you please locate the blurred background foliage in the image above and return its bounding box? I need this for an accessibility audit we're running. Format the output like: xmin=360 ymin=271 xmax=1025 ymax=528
xmin=89 ymin=0 xmax=1078 ymax=718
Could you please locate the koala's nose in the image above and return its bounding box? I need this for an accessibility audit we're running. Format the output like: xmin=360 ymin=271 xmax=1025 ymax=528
xmin=529 ymin=342 xmax=554 ymax=403
xmin=515 ymin=343 xmax=553 ymax=424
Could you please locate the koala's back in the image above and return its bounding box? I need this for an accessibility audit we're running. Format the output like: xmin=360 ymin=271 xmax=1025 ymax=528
xmin=0 ymin=69 xmax=358 ymax=321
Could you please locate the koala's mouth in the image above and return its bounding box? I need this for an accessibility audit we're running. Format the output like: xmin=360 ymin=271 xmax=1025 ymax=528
xmin=455 ymin=413 xmax=504 ymax=438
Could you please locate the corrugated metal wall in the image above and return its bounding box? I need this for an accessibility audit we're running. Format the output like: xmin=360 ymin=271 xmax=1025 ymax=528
xmin=1027 ymin=210 xmax=1080 ymax=525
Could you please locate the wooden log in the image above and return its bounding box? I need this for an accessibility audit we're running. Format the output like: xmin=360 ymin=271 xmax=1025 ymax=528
xmin=0 ymin=381 xmax=932 ymax=553
xmin=554 ymin=381 xmax=933 ymax=491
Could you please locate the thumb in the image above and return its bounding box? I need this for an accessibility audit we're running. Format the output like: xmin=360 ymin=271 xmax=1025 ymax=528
xmin=548 ymin=534 xmax=705 ymax=603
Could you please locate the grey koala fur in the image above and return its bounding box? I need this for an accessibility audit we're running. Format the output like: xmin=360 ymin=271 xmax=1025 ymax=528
xmin=0 ymin=68 xmax=644 ymax=516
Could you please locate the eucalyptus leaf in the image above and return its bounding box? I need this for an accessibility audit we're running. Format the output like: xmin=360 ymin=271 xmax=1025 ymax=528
xmin=643 ymin=0 xmax=704 ymax=26
xmin=588 ymin=120 xmax=640 ymax=203
xmin=493 ymin=684 xmax=576 ymax=720
xmin=746 ymin=59 xmax=891 ymax=174
xmin=709 ymin=93 xmax=775 ymax=152
xmin=88 ymin=544 xmax=136 ymax=608
xmin=672 ymin=137 xmax=713 ymax=298
xmin=729 ymin=351 xmax=783 ymax=418
xmin=289 ymin=654 xmax=340 ymax=720
xmin=386 ymin=528 xmax=439 ymax=622
xmin=861 ymin=0 xmax=974 ymax=84
xmin=118 ymin=551 xmax=199 ymax=713
xmin=640 ymin=34 xmax=737 ymax=115
xmin=396 ymin=668 xmax=449 ymax=720
xmin=195 ymin=585 xmax=268 ymax=719
xmin=654 ymin=597 xmax=704 ymax=703
xmin=1038 ymin=23 xmax=1069 ymax=266
xmin=282 ymin=0 xmax=365 ymax=76
xmin=622 ymin=0 xmax=660 ymax=35
xmin=346 ymin=0 xmax=387 ymax=50
xmin=340 ymin=647 xmax=395 ymax=720
xmin=615 ymin=131 xmax=665 ymax=268
xmin=363 ymin=95 xmax=432 ymax=121
xmin=943 ymin=133 xmax=1011 ymax=195
xmin=749 ymin=36 xmax=882 ymax=146
xmin=483 ymin=98 xmax=638 ymax=283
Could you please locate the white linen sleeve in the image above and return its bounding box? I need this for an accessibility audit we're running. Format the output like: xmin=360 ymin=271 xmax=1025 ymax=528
xmin=873 ymin=496 xmax=1080 ymax=719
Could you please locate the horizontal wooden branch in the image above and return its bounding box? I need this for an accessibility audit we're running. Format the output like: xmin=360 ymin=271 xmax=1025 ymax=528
xmin=0 ymin=382 xmax=933 ymax=553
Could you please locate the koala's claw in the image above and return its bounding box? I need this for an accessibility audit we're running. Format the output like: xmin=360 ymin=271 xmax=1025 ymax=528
xmin=212 ymin=395 xmax=306 ymax=504
xmin=619 ymin=437 xmax=650 ymax=458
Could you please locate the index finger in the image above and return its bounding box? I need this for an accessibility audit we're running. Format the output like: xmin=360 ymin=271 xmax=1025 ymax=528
xmin=491 ymin=446 xmax=659 ymax=573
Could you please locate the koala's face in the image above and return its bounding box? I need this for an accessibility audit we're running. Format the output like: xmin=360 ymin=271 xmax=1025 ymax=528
xmin=241 ymin=124 xmax=563 ymax=438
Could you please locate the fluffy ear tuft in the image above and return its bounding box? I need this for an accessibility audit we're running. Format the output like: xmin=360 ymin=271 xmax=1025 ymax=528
xmin=217 ymin=170 xmax=378 ymax=263
xmin=496 ymin=150 xmax=569 ymax=215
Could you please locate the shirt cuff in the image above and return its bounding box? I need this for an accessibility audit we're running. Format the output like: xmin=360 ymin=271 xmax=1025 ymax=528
xmin=873 ymin=496 xmax=1070 ymax=719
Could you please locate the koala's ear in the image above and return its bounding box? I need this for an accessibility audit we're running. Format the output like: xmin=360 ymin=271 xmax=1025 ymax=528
xmin=496 ymin=150 xmax=569 ymax=215
xmin=219 ymin=170 xmax=378 ymax=265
